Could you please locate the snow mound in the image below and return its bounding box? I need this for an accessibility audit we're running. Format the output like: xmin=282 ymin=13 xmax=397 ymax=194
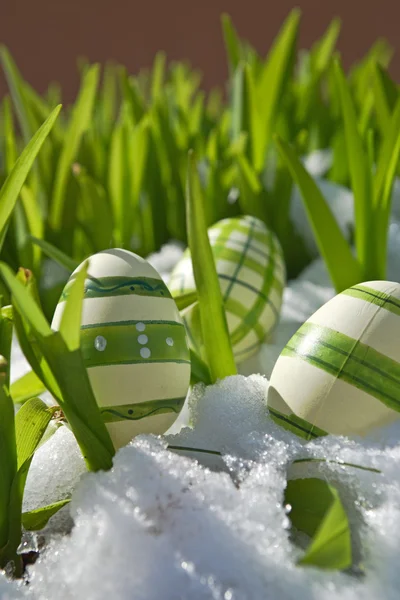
xmin=26 ymin=373 xmax=400 ymax=600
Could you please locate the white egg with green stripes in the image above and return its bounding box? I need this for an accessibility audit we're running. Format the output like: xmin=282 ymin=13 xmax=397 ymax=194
xmin=52 ymin=248 xmax=191 ymax=449
xmin=168 ymin=215 xmax=286 ymax=364
xmin=267 ymin=280 xmax=400 ymax=438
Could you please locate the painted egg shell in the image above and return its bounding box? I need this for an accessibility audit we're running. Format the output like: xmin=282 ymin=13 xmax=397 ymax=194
xmin=52 ymin=249 xmax=191 ymax=449
xmin=267 ymin=281 xmax=400 ymax=438
xmin=168 ymin=215 xmax=286 ymax=364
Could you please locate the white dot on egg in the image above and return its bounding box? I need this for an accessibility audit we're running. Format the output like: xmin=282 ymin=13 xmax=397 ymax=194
xmin=138 ymin=334 xmax=148 ymax=345
xmin=136 ymin=322 xmax=146 ymax=332
xmin=166 ymin=337 xmax=174 ymax=346
xmin=94 ymin=335 xmax=107 ymax=351
xmin=140 ymin=347 xmax=151 ymax=359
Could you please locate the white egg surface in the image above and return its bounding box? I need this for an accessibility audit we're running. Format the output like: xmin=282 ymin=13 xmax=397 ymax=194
xmin=52 ymin=249 xmax=191 ymax=449
xmin=267 ymin=280 xmax=400 ymax=438
xmin=168 ymin=215 xmax=286 ymax=364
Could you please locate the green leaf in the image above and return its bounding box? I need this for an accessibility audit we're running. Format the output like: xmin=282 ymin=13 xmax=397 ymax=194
xmin=0 ymin=105 xmax=61 ymax=252
xmin=285 ymin=478 xmax=352 ymax=570
xmin=372 ymin=63 xmax=399 ymax=135
xmin=30 ymin=236 xmax=78 ymax=272
xmin=186 ymin=151 xmax=236 ymax=381
xmin=373 ymin=97 xmax=400 ymax=275
xmin=275 ymin=136 xmax=362 ymax=292
xmin=190 ymin=348 xmax=212 ymax=385
xmin=0 ymin=263 xmax=52 ymax=337
xmin=173 ymin=290 xmax=198 ymax=311
xmin=59 ymin=261 xmax=87 ymax=352
xmin=22 ymin=499 xmax=70 ymax=531
xmin=151 ymin=52 xmax=167 ymax=100
xmin=310 ymin=18 xmax=341 ymax=75
xmin=14 ymin=397 xmax=55 ymax=470
xmin=0 ymin=382 xmax=17 ymax=550
xmin=50 ymin=65 xmax=99 ymax=231
xmin=221 ymin=14 xmax=242 ymax=72
xmin=74 ymin=168 xmax=113 ymax=252
xmin=255 ymin=8 xmax=300 ymax=171
xmin=10 ymin=370 xmax=46 ymax=405
xmin=333 ymin=59 xmax=374 ymax=278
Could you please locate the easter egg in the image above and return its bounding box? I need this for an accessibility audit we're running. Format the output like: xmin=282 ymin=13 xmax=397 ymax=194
xmin=267 ymin=281 xmax=400 ymax=438
xmin=168 ymin=215 xmax=286 ymax=364
xmin=52 ymin=249 xmax=191 ymax=449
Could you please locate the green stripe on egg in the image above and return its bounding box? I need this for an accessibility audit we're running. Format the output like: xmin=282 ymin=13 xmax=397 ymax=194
xmin=61 ymin=275 xmax=172 ymax=302
xmin=169 ymin=215 xmax=286 ymax=364
xmin=100 ymin=397 xmax=186 ymax=423
xmin=267 ymin=280 xmax=400 ymax=437
xmin=52 ymin=248 xmax=191 ymax=449
xmin=81 ymin=320 xmax=190 ymax=368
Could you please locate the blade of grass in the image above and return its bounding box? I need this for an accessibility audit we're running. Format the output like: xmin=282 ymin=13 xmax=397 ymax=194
xmin=0 ymin=105 xmax=61 ymax=252
xmin=221 ymin=14 xmax=242 ymax=73
xmin=186 ymin=150 xmax=236 ymax=381
xmin=49 ymin=65 xmax=99 ymax=231
xmin=275 ymin=136 xmax=362 ymax=291
xmin=30 ymin=236 xmax=78 ymax=272
xmin=255 ymin=9 xmax=300 ymax=171
xmin=285 ymin=478 xmax=352 ymax=570
xmin=333 ymin=58 xmax=374 ymax=278
xmin=10 ymin=370 xmax=46 ymax=405
xmin=22 ymin=499 xmax=70 ymax=531
xmin=58 ymin=261 xmax=87 ymax=351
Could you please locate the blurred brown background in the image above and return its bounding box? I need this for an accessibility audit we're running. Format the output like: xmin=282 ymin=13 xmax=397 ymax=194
xmin=0 ymin=0 xmax=399 ymax=102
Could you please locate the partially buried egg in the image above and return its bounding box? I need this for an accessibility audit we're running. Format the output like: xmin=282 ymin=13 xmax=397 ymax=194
xmin=168 ymin=215 xmax=286 ymax=364
xmin=52 ymin=249 xmax=191 ymax=449
xmin=267 ymin=280 xmax=400 ymax=438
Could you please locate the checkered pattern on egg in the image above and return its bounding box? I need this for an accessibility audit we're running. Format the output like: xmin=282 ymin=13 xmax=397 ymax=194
xmin=52 ymin=248 xmax=191 ymax=449
xmin=168 ymin=216 xmax=286 ymax=363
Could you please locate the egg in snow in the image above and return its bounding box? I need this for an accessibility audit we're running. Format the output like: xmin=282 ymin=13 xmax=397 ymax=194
xmin=168 ymin=215 xmax=286 ymax=364
xmin=52 ymin=249 xmax=191 ymax=449
xmin=267 ymin=281 xmax=400 ymax=438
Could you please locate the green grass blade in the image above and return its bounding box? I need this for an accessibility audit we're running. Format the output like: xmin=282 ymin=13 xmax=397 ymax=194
xmin=0 ymin=263 xmax=52 ymax=337
xmin=0 ymin=382 xmax=17 ymax=550
xmin=372 ymin=64 xmax=399 ymax=135
xmin=49 ymin=65 xmax=99 ymax=231
xmin=74 ymin=168 xmax=114 ymax=252
xmin=373 ymin=98 xmax=400 ymax=276
xmin=30 ymin=236 xmax=78 ymax=272
xmin=275 ymin=136 xmax=362 ymax=291
xmin=22 ymin=499 xmax=70 ymax=531
xmin=14 ymin=397 xmax=55 ymax=470
xmin=186 ymin=151 xmax=236 ymax=381
xmin=173 ymin=290 xmax=198 ymax=311
xmin=190 ymin=348 xmax=212 ymax=385
xmin=151 ymin=52 xmax=167 ymax=101
xmin=255 ymin=8 xmax=300 ymax=171
xmin=221 ymin=14 xmax=242 ymax=72
xmin=310 ymin=18 xmax=341 ymax=75
xmin=2 ymin=96 xmax=18 ymax=172
xmin=333 ymin=59 xmax=374 ymax=276
xmin=0 ymin=105 xmax=61 ymax=252
xmin=20 ymin=186 xmax=44 ymax=271
xmin=59 ymin=261 xmax=87 ymax=352
xmin=285 ymin=478 xmax=352 ymax=570
xmin=10 ymin=370 xmax=46 ymax=405
xmin=0 ymin=46 xmax=35 ymax=144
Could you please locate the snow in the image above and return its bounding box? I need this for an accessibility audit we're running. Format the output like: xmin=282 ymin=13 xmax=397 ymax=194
xmin=5 ymin=185 xmax=400 ymax=598
xmin=22 ymin=375 xmax=400 ymax=600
